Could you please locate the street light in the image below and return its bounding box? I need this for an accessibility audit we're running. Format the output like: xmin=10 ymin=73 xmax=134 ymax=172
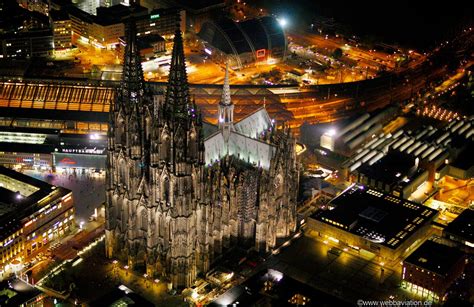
xmin=277 ymin=18 xmax=288 ymax=28
xmin=124 ymin=265 xmax=129 ymax=276
xmin=113 ymin=260 xmax=118 ymax=279
xmin=144 ymin=273 xmax=149 ymax=288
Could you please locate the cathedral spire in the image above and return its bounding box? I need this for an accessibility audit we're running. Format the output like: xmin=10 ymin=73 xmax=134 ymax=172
xmin=121 ymin=14 xmax=146 ymax=104
xmin=165 ymin=24 xmax=190 ymax=119
xmin=220 ymin=62 xmax=232 ymax=106
xmin=218 ymin=61 xmax=234 ymax=142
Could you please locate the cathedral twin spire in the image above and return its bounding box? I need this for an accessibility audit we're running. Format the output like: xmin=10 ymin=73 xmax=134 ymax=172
xmin=120 ymin=13 xmax=146 ymax=110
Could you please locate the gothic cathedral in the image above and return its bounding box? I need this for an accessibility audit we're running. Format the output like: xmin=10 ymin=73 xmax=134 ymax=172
xmin=106 ymin=16 xmax=299 ymax=289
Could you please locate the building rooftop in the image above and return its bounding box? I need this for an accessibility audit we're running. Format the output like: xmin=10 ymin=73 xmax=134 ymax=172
xmin=404 ymin=240 xmax=465 ymax=276
xmin=198 ymin=16 xmax=286 ymax=56
xmin=173 ymin=0 xmax=225 ymax=11
xmin=0 ymin=29 xmax=53 ymax=40
xmin=89 ymin=287 xmax=154 ymax=307
xmin=445 ymin=209 xmax=474 ymax=244
xmin=311 ymin=184 xmax=438 ymax=249
xmin=95 ymin=4 xmax=148 ymax=26
xmin=50 ymin=9 xmax=70 ymax=22
xmin=357 ymin=151 xmax=419 ymax=188
xmin=0 ymin=278 xmax=42 ymax=306
xmin=451 ymin=141 xmax=474 ymax=170
xmin=136 ymin=34 xmax=166 ymax=50
xmin=0 ymin=166 xmax=70 ymax=240
xmin=210 ymin=269 xmax=351 ymax=306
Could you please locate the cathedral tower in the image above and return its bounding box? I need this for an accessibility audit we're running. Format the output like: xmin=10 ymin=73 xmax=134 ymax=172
xmin=106 ymin=14 xmax=206 ymax=289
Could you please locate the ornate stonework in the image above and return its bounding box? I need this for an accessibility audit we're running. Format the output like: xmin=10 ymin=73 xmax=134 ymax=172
xmin=105 ymin=17 xmax=299 ymax=289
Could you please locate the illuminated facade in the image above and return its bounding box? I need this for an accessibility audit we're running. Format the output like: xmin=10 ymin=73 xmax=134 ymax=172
xmin=51 ymin=10 xmax=72 ymax=50
xmin=0 ymin=166 xmax=74 ymax=272
xmin=0 ymin=29 xmax=53 ymax=59
xmin=106 ymin=16 xmax=298 ymax=289
xmin=51 ymin=4 xmax=184 ymax=50
xmin=402 ymin=240 xmax=466 ymax=300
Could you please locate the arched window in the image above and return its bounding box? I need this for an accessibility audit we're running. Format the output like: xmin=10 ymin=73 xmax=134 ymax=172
xmin=122 ymin=201 xmax=128 ymax=230
xmin=189 ymin=131 xmax=197 ymax=159
xmin=115 ymin=117 xmax=126 ymax=145
xmin=141 ymin=210 xmax=147 ymax=231
xmin=119 ymin=159 xmax=127 ymax=187
xmin=275 ymin=174 xmax=284 ymax=196
xmin=162 ymin=177 xmax=170 ymax=203
xmin=116 ymin=197 xmax=122 ymax=229
xmin=160 ymin=135 xmax=170 ymax=161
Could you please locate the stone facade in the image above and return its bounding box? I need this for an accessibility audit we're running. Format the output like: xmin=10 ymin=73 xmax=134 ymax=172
xmin=105 ymin=17 xmax=298 ymax=289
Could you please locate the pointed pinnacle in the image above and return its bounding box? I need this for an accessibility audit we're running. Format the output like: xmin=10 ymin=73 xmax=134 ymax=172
xmin=220 ymin=61 xmax=231 ymax=106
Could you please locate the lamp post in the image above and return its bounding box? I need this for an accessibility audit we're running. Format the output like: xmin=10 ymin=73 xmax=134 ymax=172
xmin=113 ymin=260 xmax=118 ymax=280
xmin=144 ymin=273 xmax=149 ymax=288
xmin=124 ymin=265 xmax=129 ymax=277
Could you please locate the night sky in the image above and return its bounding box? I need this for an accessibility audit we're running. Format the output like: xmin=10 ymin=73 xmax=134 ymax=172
xmin=259 ymin=0 xmax=473 ymax=49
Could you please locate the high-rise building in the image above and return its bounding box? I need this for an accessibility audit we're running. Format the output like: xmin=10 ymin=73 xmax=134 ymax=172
xmin=106 ymin=11 xmax=298 ymax=289
xmin=0 ymin=29 xmax=53 ymax=59
xmin=51 ymin=9 xmax=73 ymax=50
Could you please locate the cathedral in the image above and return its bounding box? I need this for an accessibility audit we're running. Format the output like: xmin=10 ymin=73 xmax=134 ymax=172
xmin=105 ymin=16 xmax=299 ymax=289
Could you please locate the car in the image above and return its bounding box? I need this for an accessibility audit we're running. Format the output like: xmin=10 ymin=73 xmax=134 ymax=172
xmin=328 ymin=247 xmax=342 ymax=256
xmin=168 ymin=289 xmax=177 ymax=295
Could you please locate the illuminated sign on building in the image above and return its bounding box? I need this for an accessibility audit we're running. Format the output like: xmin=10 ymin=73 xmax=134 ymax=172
xmin=151 ymin=14 xmax=160 ymax=20
xmin=256 ymin=49 xmax=266 ymax=58
xmin=61 ymin=148 xmax=105 ymax=154
xmin=59 ymin=158 xmax=76 ymax=165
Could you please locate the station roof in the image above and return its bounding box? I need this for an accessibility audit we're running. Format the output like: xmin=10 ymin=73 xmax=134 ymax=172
xmin=404 ymin=240 xmax=465 ymax=276
xmin=198 ymin=16 xmax=286 ymax=56
xmin=444 ymin=209 xmax=474 ymax=244
xmin=311 ymin=184 xmax=438 ymax=249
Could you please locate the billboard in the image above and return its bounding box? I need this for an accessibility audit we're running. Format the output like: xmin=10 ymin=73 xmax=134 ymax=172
xmin=53 ymin=153 xmax=106 ymax=169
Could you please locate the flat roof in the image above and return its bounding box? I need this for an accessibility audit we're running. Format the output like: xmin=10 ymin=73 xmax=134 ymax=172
xmin=451 ymin=141 xmax=474 ymax=170
xmin=89 ymin=288 xmax=154 ymax=307
xmin=311 ymin=184 xmax=438 ymax=249
xmin=1 ymin=107 xmax=109 ymax=122
xmin=357 ymin=151 xmax=418 ymax=188
xmin=0 ymin=166 xmax=70 ymax=240
xmin=444 ymin=209 xmax=474 ymax=243
xmin=173 ymin=0 xmax=224 ymax=11
xmin=404 ymin=240 xmax=465 ymax=276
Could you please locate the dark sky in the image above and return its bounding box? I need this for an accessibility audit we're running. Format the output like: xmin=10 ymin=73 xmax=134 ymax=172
xmin=258 ymin=0 xmax=473 ymax=49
